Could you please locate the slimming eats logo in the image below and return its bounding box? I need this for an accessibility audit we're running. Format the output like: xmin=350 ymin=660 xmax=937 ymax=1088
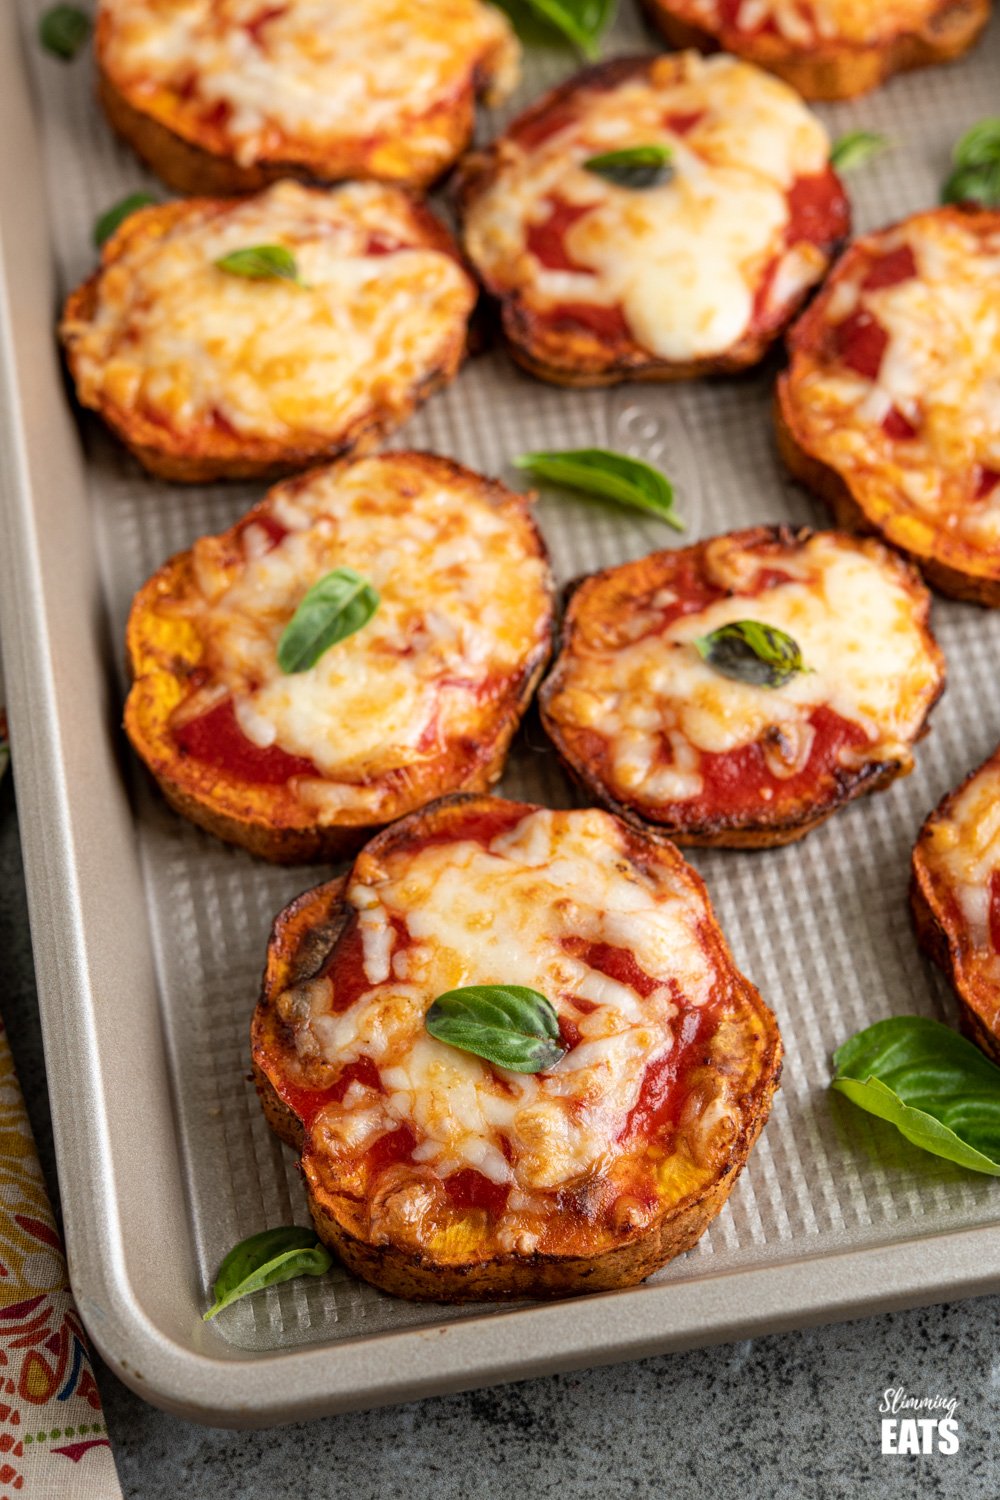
xmin=880 ymin=1388 xmax=960 ymax=1454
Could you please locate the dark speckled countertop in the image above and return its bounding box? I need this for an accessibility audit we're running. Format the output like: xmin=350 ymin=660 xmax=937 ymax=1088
xmin=1 ymin=775 xmax=997 ymax=1500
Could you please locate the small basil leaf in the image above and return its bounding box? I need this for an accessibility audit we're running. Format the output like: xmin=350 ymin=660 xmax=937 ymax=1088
xmin=584 ymin=144 xmax=674 ymax=189
xmin=829 ymin=131 xmax=890 ymax=172
xmin=951 ymin=118 xmax=1000 ymax=168
xmin=694 ymin=620 xmax=810 ymax=688
xmin=942 ymin=158 xmax=1000 ymax=208
xmin=94 ymin=193 xmax=157 ymax=248
xmin=277 ymin=568 xmax=379 ymax=674
xmin=497 ymin=0 xmax=615 ymax=58
xmin=831 ymin=1017 xmax=1000 ymax=1175
xmin=515 ymin=448 xmax=682 ymax=530
xmin=203 ymin=1226 xmax=333 ymax=1320
xmin=39 ymin=4 xmax=91 ymax=59
xmin=426 ymin=985 xmax=567 ymax=1074
xmin=215 ymin=245 xmax=305 ymax=285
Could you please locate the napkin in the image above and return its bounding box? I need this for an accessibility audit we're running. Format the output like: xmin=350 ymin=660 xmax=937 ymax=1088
xmin=0 ymin=713 xmax=124 ymax=1499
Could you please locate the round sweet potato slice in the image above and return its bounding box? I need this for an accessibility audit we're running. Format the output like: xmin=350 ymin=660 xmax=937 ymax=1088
xmin=252 ymin=793 xmax=782 ymax=1301
xmin=95 ymin=0 xmax=519 ymax=194
xmin=640 ymin=0 xmax=989 ymax=101
xmin=540 ymin=526 xmax=945 ymax=848
xmin=59 ymin=182 xmax=476 ymax=483
xmin=457 ymin=52 xmax=849 ymax=387
xmin=777 ymin=207 xmax=1000 ymax=606
xmin=911 ymin=747 xmax=1000 ymax=1063
xmin=124 ymin=453 xmax=554 ymax=863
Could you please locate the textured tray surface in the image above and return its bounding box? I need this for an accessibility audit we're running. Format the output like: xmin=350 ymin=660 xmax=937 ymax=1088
xmin=14 ymin=0 xmax=1000 ymax=1360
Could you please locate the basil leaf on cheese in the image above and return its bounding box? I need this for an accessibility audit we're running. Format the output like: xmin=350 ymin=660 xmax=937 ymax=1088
xmin=425 ymin=986 xmax=567 ymax=1074
xmin=584 ymin=144 xmax=674 ymax=189
xmin=829 ymin=130 xmax=890 ymax=172
xmin=214 ymin=244 xmax=306 ymax=285
xmin=497 ymin=0 xmax=615 ymax=58
xmin=94 ymin=193 xmax=157 ymax=248
xmin=277 ymin=568 xmax=379 ymax=674
xmin=515 ymin=448 xmax=683 ymax=530
xmin=942 ymin=119 xmax=1000 ymax=207
xmin=204 ymin=1227 xmax=333 ymax=1321
xmin=694 ymin=620 xmax=810 ymax=688
xmin=831 ymin=1017 xmax=1000 ymax=1176
xmin=39 ymin=4 xmax=90 ymax=59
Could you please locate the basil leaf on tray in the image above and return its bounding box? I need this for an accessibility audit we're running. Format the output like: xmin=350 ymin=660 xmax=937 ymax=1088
xmin=496 ymin=0 xmax=616 ymax=58
xmin=94 ymin=193 xmax=157 ymax=247
xmin=515 ymin=449 xmax=683 ymax=530
xmin=204 ymin=1226 xmax=333 ymax=1320
xmin=39 ymin=4 xmax=91 ymax=60
xmin=584 ymin=144 xmax=674 ymax=189
xmin=829 ymin=131 xmax=890 ymax=172
xmin=694 ymin=620 xmax=810 ymax=688
xmin=942 ymin=118 xmax=1000 ymax=207
xmin=215 ymin=244 xmax=306 ymax=285
xmin=426 ymin=986 xmax=567 ymax=1074
xmin=831 ymin=1017 xmax=1000 ymax=1176
xmin=277 ymin=568 xmax=379 ymax=674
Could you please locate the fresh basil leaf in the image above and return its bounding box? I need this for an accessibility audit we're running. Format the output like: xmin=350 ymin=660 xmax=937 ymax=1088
xmin=426 ymin=985 xmax=567 ymax=1073
xmin=39 ymin=4 xmax=91 ymax=59
xmin=829 ymin=131 xmax=890 ymax=172
xmin=214 ymin=244 xmax=305 ymax=285
xmin=942 ymin=158 xmax=1000 ymax=208
xmin=203 ymin=1226 xmax=333 ymax=1320
xmin=951 ymin=117 xmax=1000 ymax=168
xmin=497 ymin=0 xmax=616 ymax=58
xmin=515 ymin=448 xmax=682 ymax=530
xmin=941 ymin=119 xmax=1000 ymax=205
xmin=831 ymin=1017 xmax=1000 ymax=1176
xmin=277 ymin=568 xmax=379 ymax=674
xmin=583 ymin=144 xmax=674 ymax=189
xmin=694 ymin=620 xmax=810 ymax=688
xmin=94 ymin=193 xmax=157 ymax=247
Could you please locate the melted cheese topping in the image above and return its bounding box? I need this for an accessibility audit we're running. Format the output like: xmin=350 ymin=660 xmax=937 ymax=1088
xmin=63 ymin=181 xmax=475 ymax=442
xmin=99 ymin=0 xmax=518 ymax=169
xmin=790 ymin=212 xmax=1000 ymax=552
xmin=463 ymin=53 xmax=831 ymax=361
xmin=545 ymin=533 xmax=940 ymax=807
xmin=179 ymin=456 xmax=550 ymax=798
xmin=294 ymin=808 xmax=725 ymax=1219
xmin=923 ymin=758 xmax=1000 ymax=970
xmin=679 ymin=0 xmax=937 ymax=46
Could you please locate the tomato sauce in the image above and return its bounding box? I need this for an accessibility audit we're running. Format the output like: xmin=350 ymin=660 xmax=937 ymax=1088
xmin=174 ymin=697 xmax=318 ymax=784
xmin=681 ymin=705 xmax=869 ymax=822
xmin=861 ymin=244 xmax=918 ymax=291
xmin=275 ymin=1055 xmax=382 ymax=1130
xmin=443 ymin=1169 xmax=511 ymax=1218
xmin=786 ymin=171 xmax=850 ymax=250
xmin=882 ymin=406 xmax=918 ymax=440
xmin=663 ymin=110 xmax=705 ymax=135
xmin=365 ymin=1125 xmax=416 ymax=1177
xmin=239 ymin=511 xmax=289 ymax=553
xmin=835 ymin=308 xmax=889 ymax=380
xmin=974 ymin=466 xmax=1000 ymax=500
xmin=564 ymin=939 xmax=662 ymax=999
xmin=620 ymin=1006 xmax=711 ymax=1145
xmin=526 ymin=199 xmax=593 ymax=270
xmin=363 ymin=232 xmax=405 ymax=258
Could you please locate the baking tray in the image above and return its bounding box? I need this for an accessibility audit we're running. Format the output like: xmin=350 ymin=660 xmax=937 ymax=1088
xmin=2 ymin=0 xmax=1000 ymax=1429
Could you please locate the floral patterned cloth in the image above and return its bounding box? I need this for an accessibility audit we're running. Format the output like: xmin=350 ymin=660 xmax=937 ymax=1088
xmin=0 ymin=715 xmax=123 ymax=1499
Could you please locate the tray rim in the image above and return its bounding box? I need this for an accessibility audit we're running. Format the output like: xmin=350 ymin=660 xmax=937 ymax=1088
xmin=3 ymin=0 xmax=1000 ymax=1429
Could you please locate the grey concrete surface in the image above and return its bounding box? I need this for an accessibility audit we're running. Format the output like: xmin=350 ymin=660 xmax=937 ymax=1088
xmin=1 ymin=774 xmax=997 ymax=1500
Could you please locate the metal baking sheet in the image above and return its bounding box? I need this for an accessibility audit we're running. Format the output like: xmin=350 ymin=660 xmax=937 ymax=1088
xmin=2 ymin=0 xmax=1000 ymax=1428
